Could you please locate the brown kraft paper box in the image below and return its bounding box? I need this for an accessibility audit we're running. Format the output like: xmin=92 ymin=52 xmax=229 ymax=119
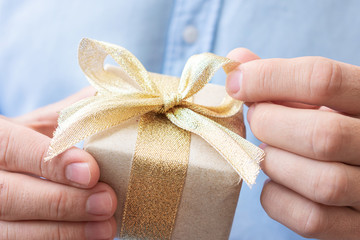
xmin=84 ymin=65 xmax=245 ymax=240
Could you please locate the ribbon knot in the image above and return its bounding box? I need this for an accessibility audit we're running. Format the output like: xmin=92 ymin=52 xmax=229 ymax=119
xmin=159 ymin=92 xmax=183 ymax=114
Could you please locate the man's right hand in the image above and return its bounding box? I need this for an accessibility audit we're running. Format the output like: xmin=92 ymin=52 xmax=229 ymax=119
xmin=0 ymin=87 xmax=117 ymax=240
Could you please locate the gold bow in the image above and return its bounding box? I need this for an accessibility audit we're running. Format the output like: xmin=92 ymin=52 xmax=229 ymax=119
xmin=46 ymin=38 xmax=264 ymax=186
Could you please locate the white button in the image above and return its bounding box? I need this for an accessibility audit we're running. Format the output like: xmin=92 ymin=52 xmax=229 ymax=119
xmin=183 ymin=25 xmax=198 ymax=44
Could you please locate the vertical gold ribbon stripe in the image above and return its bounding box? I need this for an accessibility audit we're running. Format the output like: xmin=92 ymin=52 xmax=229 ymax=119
xmin=120 ymin=112 xmax=191 ymax=239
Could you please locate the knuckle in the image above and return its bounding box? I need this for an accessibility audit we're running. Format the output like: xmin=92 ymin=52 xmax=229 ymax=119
xmin=0 ymin=175 xmax=11 ymax=219
xmin=39 ymin=223 xmax=69 ymax=240
xmin=244 ymin=60 xmax=277 ymax=99
xmin=310 ymin=115 xmax=344 ymax=160
xmin=54 ymin=223 xmax=81 ymax=240
xmin=24 ymin=134 xmax=49 ymax=178
xmin=48 ymin=190 xmax=71 ymax=220
xmin=257 ymin=61 xmax=276 ymax=92
xmin=38 ymin=140 xmax=53 ymax=178
xmin=313 ymin=164 xmax=348 ymax=205
xmin=0 ymin=221 xmax=9 ymax=239
xmin=45 ymin=224 xmax=62 ymax=240
xmin=309 ymin=57 xmax=342 ymax=102
xmin=57 ymin=224 xmax=83 ymax=240
xmin=0 ymin=127 xmax=12 ymax=169
xmin=299 ymin=205 xmax=326 ymax=238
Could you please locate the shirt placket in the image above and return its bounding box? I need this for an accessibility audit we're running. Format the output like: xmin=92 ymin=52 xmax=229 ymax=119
xmin=162 ymin=0 xmax=222 ymax=78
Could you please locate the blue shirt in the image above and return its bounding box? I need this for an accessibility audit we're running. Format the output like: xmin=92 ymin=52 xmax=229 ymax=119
xmin=1 ymin=0 xmax=360 ymax=239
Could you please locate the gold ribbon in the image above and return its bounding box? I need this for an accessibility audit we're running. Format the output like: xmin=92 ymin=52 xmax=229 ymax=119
xmin=121 ymin=111 xmax=191 ymax=239
xmin=46 ymin=38 xmax=264 ymax=238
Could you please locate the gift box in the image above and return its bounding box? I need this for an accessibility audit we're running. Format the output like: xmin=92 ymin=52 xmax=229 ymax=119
xmin=46 ymin=38 xmax=264 ymax=240
xmin=85 ymin=66 xmax=244 ymax=239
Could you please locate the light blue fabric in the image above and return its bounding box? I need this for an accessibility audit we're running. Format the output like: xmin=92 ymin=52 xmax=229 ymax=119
xmin=1 ymin=0 xmax=360 ymax=239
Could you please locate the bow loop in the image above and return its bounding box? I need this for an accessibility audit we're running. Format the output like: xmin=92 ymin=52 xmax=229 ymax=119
xmin=79 ymin=38 xmax=159 ymax=95
xmin=177 ymin=53 xmax=238 ymax=100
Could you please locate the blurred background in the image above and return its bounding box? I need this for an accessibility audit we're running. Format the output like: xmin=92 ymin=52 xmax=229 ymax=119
xmin=1 ymin=1 xmax=360 ymax=239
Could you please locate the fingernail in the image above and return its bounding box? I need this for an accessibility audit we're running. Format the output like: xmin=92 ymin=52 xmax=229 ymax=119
xmin=259 ymin=143 xmax=268 ymax=149
xmin=66 ymin=162 xmax=91 ymax=186
xmin=85 ymin=221 xmax=112 ymax=240
xmin=247 ymin=104 xmax=255 ymax=123
xmin=226 ymin=70 xmax=243 ymax=94
xmin=86 ymin=192 xmax=113 ymax=216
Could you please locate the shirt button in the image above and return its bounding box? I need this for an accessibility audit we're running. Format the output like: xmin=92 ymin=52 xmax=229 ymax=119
xmin=183 ymin=25 xmax=198 ymax=44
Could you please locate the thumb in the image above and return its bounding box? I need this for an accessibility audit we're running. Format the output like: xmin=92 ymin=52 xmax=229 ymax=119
xmin=225 ymin=48 xmax=260 ymax=99
xmin=0 ymin=117 xmax=100 ymax=188
xmin=225 ymin=51 xmax=318 ymax=110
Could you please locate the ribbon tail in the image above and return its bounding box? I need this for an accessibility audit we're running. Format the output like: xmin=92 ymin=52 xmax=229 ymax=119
xmin=46 ymin=96 xmax=161 ymax=161
xmin=166 ymin=107 xmax=264 ymax=187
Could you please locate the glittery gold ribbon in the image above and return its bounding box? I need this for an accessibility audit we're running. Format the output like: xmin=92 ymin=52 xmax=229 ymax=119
xmin=121 ymin=111 xmax=191 ymax=239
xmin=46 ymin=38 xmax=264 ymax=238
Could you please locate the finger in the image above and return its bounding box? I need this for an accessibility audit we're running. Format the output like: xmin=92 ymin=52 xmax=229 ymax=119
xmin=0 ymin=218 xmax=116 ymax=240
xmin=14 ymin=86 xmax=96 ymax=137
xmin=0 ymin=115 xmax=10 ymax=121
xmin=226 ymin=56 xmax=360 ymax=115
xmin=248 ymin=102 xmax=360 ymax=164
xmin=261 ymin=146 xmax=360 ymax=207
xmin=0 ymin=118 xmax=99 ymax=188
xmin=0 ymin=171 xmax=117 ymax=221
xmin=225 ymin=48 xmax=315 ymax=112
xmin=261 ymin=180 xmax=360 ymax=239
xmin=271 ymin=101 xmax=320 ymax=110
xmin=226 ymin=47 xmax=261 ymax=62
xmin=245 ymin=101 xmax=320 ymax=110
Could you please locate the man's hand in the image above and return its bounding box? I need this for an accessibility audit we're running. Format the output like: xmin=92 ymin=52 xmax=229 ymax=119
xmin=0 ymin=87 xmax=117 ymax=240
xmin=226 ymin=49 xmax=360 ymax=239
